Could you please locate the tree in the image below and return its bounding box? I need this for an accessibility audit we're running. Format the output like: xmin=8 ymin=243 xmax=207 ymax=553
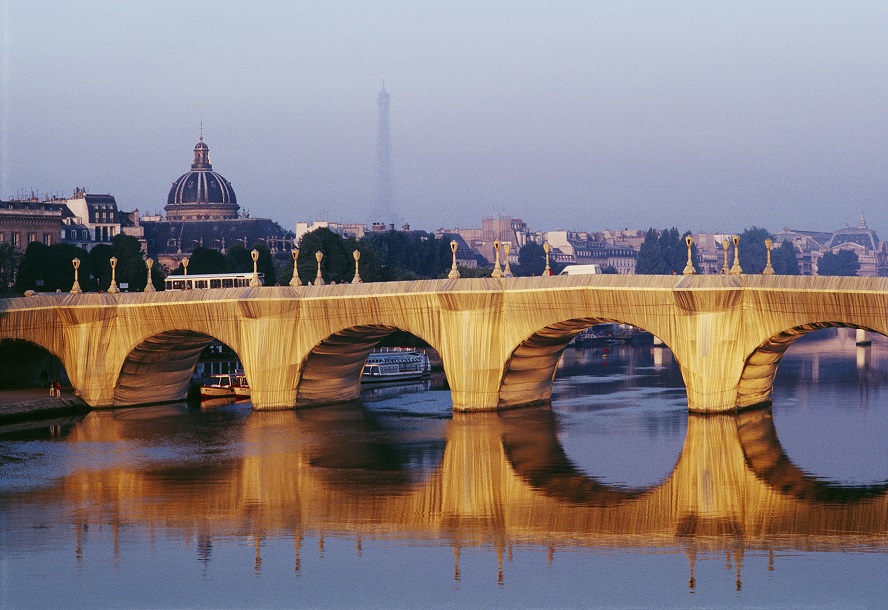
xmin=516 ymin=241 xmax=547 ymax=276
xmin=186 ymin=246 xmax=229 ymax=275
xmin=0 ymin=243 xmax=20 ymax=292
xmin=14 ymin=242 xmax=96 ymax=293
xmin=225 ymin=243 xmax=253 ymax=274
xmin=737 ymin=227 xmax=771 ymax=274
xmin=818 ymin=250 xmax=860 ymax=276
xmin=110 ymin=234 xmax=149 ymax=291
xmin=89 ymin=244 xmax=115 ymax=291
xmin=771 ymin=240 xmax=800 ymax=275
xmin=601 ymin=265 xmax=619 ymax=274
xmin=636 ymin=229 xmax=667 ymax=274
xmin=297 ymin=227 xmax=378 ymax=284
xmin=361 ymin=229 xmax=448 ymax=280
xmin=636 ymin=228 xmax=697 ymax=274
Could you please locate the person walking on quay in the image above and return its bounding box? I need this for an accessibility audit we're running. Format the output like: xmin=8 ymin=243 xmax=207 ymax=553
xmin=54 ymin=381 xmax=62 ymax=397
xmin=49 ymin=380 xmax=56 ymax=397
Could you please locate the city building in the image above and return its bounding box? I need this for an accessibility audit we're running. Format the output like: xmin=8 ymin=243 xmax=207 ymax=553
xmin=545 ymin=230 xmax=638 ymax=274
xmin=63 ymin=188 xmax=122 ymax=245
xmin=775 ymin=217 xmax=888 ymax=277
xmin=0 ymin=198 xmax=64 ymax=252
xmin=143 ymin=137 xmax=292 ymax=269
xmin=440 ymin=216 xmax=532 ymax=265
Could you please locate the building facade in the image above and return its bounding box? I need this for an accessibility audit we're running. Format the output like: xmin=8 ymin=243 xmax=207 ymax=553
xmin=0 ymin=199 xmax=64 ymax=252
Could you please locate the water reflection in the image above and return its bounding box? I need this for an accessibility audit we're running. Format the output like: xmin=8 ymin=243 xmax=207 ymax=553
xmin=1 ymin=398 xmax=886 ymax=587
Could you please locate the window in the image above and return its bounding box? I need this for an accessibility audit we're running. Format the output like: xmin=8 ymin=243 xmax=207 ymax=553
xmin=28 ymin=233 xmax=37 ymax=243
xmin=0 ymin=232 xmax=5 ymax=243
xmin=43 ymin=233 xmax=52 ymax=245
xmin=11 ymin=233 xmax=19 ymax=246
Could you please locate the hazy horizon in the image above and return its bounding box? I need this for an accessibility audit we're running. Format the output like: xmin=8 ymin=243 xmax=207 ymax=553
xmin=3 ymin=1 xmax=888 ymax=235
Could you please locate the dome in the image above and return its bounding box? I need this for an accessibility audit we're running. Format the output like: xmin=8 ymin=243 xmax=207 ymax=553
xmin=165 ymin=137 xmax=239 ymax=221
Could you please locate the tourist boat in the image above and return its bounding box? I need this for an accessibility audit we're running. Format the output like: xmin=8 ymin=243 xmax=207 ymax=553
xmin=233 ymin=374 xmax=250 ymax=399
xmin=200 ymin=374 xmax=238 ymax=399
xmin=361 ymin=347 xmax=431 ymax=383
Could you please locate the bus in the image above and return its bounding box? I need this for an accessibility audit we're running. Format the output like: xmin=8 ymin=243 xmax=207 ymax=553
xmin=164 ymin=272 xmax=264 ymax=291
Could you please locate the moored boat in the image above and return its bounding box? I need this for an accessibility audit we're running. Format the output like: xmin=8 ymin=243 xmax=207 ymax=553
xmin=361 ymin=347 xmax=431 ymax=383
xmin=200 ymin=373 xmax=238 ymax=399
xmin=233 ymin=374 xmax=250 ymax=399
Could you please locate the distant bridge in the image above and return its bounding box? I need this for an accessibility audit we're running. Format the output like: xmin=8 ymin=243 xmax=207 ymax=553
xmin=2 ymin=274 xmax=887 ymax=413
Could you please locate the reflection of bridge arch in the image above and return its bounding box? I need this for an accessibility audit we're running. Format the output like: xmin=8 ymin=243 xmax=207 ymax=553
xmin=737 ymin=322 xmax=883 ymax=408
xmin=737 ymin=407 xmax=888 ymax=503
xmin=498 ymin=407 xmax=660 ymax=505
xmin=6 ymin=401 xmax=888 ymax=572
xmin=500 ymin=317 xmax=675 ymax=409
xmin=296 ymin=325 xmax=440 ymax=407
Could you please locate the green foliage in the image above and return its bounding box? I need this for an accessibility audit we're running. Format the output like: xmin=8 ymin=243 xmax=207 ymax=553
xmin=737 ymin=227 xmax=771 ymax=274
xmin=818 ymin=250 xmax=860 ymax=276
xmin=636 ymin=228 xmax=696 ymax=274
xmin=297 ymin=227 xmax=381 ymax=284
xmin=15 ymin=242 xmax=95 ymax=293
xmin=516 ymin=241 xmax=547 ymax=276
xmin=361 ymin=230 xmax=451 ymax=280
xmin=771 ymin=240 xmax=800 ymax=275
xmin=225 ymin=243 xmax=253 ymax=274
xmin=110 ymin=234 xmax=149 ymax=291
xmin=186 ymin=247 xmax=229 ymax=275
xmin=636 ymin=228 xmax=666 ymax=274
xmin=455 ymin=266 xmax=491 ymax=278
xmin=0 ymin=243 xmax=20 ymax=292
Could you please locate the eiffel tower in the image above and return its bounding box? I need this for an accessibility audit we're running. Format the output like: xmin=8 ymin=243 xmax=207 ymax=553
xmin=371 ymin=83 xmax=398 ymax=227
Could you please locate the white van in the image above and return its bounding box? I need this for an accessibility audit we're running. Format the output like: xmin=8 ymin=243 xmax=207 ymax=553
xmin=559 ymin=264 xmax=602 ymax=275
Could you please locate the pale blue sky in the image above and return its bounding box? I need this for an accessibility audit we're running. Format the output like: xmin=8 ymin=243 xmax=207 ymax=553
xmin=3 ymin=1 xmax=888 ymax=234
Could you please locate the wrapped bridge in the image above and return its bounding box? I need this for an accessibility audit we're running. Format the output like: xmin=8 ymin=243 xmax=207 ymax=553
xmin=2 ymin=274 xmax=887 ymax=413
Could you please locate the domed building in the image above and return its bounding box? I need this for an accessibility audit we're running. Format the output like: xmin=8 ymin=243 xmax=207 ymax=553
xmin=142 ymin=136 xmax=294 ymax=270
xmin=165 ymin=137 xmax=239 ymax=221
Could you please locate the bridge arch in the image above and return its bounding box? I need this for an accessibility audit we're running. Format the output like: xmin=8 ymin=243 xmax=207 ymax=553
xmin=0 ymin=337 xmax=71 ymax=391
xmin=113 ymin=329 xmax=243 ymax=406
xmin=737 ymin=322 xmax=883 ymax=408
xmin=499 ymin=317 xmax=676 ymax=409
xmin=296 ymin=324 xmax=442 ymax=408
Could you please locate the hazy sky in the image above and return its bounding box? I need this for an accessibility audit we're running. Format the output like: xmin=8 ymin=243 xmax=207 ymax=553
xmin=3 ymin=1 xmax=888 ymax=234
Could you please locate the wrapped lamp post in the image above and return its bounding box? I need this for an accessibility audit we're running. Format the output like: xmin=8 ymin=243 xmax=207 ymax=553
xmin=70 ymin=258 xmax=83 ymax=294
xmin=682 ymin=235 xmax=696 ymax=275
xmin=544 ymin=242 xmax=552 ymax=276
xmin=502 ymin=243 xmax=513 ymax=278
xmin=107 ymin=256 xmax=120 ymax=294
xmin=763 ymin=239 xmax=775 ymax=275
xmin=448 ymin=241 xmax=460 ymax=279
xmin=729 ymin=235 xmax=743 ymax=275
xmin=144 ymin=258 xmax=156 ymax=292
xmin=492 ymin=240 xmax=503 ymax=278
xmin=250 ymin=249 xmax=261 ymax=287
xmin=289 ymin=249 xmax=302 ymax=286
xmin=353 ymin=250 xmax=362 ymax=284
xmin=315 ymin=251 xmax=325 ymax=285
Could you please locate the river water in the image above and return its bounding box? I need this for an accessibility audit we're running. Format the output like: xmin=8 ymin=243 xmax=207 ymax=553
xmin=1 ymin=329 xmax=887 ymax=608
